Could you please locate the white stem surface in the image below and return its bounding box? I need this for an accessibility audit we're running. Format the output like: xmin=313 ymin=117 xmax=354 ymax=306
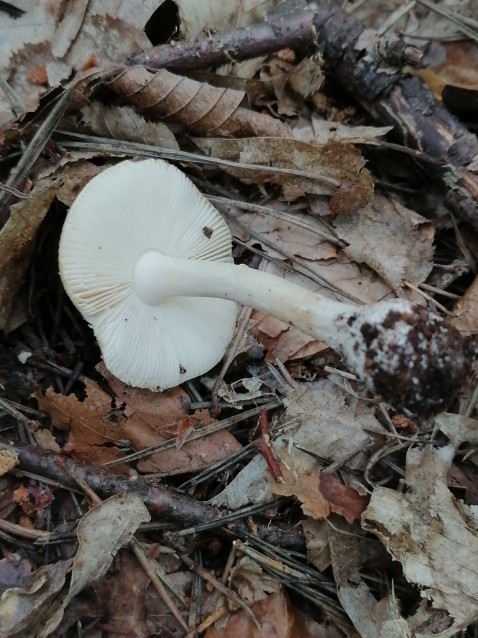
xmin=133 ymin=250 xmax=469 ymax=417
xmin=134 ymin=251 xmax=349 ymax=350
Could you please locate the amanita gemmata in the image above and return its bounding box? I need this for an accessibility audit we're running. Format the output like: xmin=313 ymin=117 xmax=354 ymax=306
xmin=59 ymin=159 xmax=471 ymax=416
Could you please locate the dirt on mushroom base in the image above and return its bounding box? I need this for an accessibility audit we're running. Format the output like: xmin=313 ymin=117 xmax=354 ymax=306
xmin=345 ymin=305 xmax=472 ymax=416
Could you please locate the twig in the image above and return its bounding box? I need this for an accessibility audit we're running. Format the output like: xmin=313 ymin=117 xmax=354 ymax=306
xmin=4 ymin=441 xmax=220 ymax=526
xmin=130 ymin=1 xmax=317 ymax=70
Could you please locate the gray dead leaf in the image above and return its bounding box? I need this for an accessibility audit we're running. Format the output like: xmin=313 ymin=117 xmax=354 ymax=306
xmin=362 ymin=444 xmax=478 ymax=631
xmin=436 ymin=412 xmax=478 ymax=448
xmin=332 ymin=194 xmax=434 ymax=295
xmin=69 ymin=492 xmax=150 ymax=599
xmin=0 ymin=559 xmax=71 ymax=638
xmin=39 ymin=492 xmax=150 ymax=637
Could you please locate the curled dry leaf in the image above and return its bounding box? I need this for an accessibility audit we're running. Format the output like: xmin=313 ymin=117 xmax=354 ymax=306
xmin=362 ymin=445 xmax=478 ymax=631
xmin=106 ymin=66 xmax=290 ymax=138
xmin=0 ymin=559 xmax=72 ymax=637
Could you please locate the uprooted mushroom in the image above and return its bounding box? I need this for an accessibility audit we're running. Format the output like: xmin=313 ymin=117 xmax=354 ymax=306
xmin=59 ymin=159 xmax=471 ymax=416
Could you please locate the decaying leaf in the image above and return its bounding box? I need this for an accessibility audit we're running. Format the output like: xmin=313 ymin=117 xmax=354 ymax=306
xmin=211 ymin=381 xmax=386 ymax=509
xmin=0 ymin=559 xmax=71 ymax=637
xmin=92 ymin=551 xmax=156 ymax=638
xmin=436 ymin=412 xmax=478 ymax=448
xmin=36 ymin=375 xmax=242 ymax=475
xmin=450 ymin=275 xmax=478 ymax=335
xmin=332 ymin=194 xmax=434 ymax=295
xmin=329 ymin=517 xmax=407 ymax=637
xmin=0 ymin=161 xmax=104 ymax=329
xmin=195 ymin=137 xmax=373 ymax=208
xmin=68 ymin=102 xmax=179 ymax=150
xmin=229 ymin=557 xmax=281 ymax=604
xmin=273 ymin=468 xmax=369 ymax=523
xmin=70 ymin=493 xmax=150 ymax=597
xmin=0 ymin=1 xmax=154 ymax=127
xmin=40 ymin=492 xmax=150 ymax=636
xmin=205 ymin=591 xmax=319 ymax=638
xmin=362 ymin=444 xmax=478 ymax=631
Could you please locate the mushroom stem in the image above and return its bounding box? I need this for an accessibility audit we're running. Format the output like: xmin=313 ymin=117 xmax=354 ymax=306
xmin=134 ymin=250 xmax=343 ymax=347
xmin=134 ymin=250 xmax=470 ymax=416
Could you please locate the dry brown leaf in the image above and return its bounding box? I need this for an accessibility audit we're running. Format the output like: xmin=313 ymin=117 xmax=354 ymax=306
xmin=93 ymin=551 xmax=153 ymax=638
xmin=205 ymin=591 xmax=317 ymax=638
xmin=36 ymin=379 xmax=131 ymax=472
xmin=450 ymin=275 xmax=478 ymax=335
xmin=233 ymin=210 xmax=338 ymax=261
xmin=229 ymin=557 xmax=281 ymax=605
xmin=273 ymin=468 xmax=369 ymax=523
xmin=362 ymin=444 xmax=478 ymax=631
xmin=195 ymin=137 xmax=373 ymax=208
xmin=302 ymin=520 xmax=331 ymax=572
xmin=106 ymin=66 xmax=290 ymax=138
xmin=332 ymin=194 xmax=434 ymax=295
xmin=251 ymin=312 xmax=325 ymax=363
xmin=0 ymin=161 xmax=104 ymax=329
xmin=102 ymin=369 xmax=242 ymax=475
xmin=70 ymin=102 xmax=179 ymax=150
xmin=37 ymin=375 xmax=242 ymax=476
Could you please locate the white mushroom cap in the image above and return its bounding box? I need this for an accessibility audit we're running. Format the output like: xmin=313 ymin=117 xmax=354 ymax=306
xmin=59 ymin=159 xmax=238 ymax=390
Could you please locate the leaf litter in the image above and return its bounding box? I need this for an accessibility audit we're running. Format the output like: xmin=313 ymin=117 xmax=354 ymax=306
xmin=0 ymin=0 xmax=477 ymax=636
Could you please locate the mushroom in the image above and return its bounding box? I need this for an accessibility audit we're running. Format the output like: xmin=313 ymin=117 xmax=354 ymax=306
xmin=59 ymin=159 xmax=470 ymax=415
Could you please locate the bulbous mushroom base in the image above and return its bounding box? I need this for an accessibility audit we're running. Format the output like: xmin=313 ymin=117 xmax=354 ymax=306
xmin=336 ymin=301 xmax=472 ymax=416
